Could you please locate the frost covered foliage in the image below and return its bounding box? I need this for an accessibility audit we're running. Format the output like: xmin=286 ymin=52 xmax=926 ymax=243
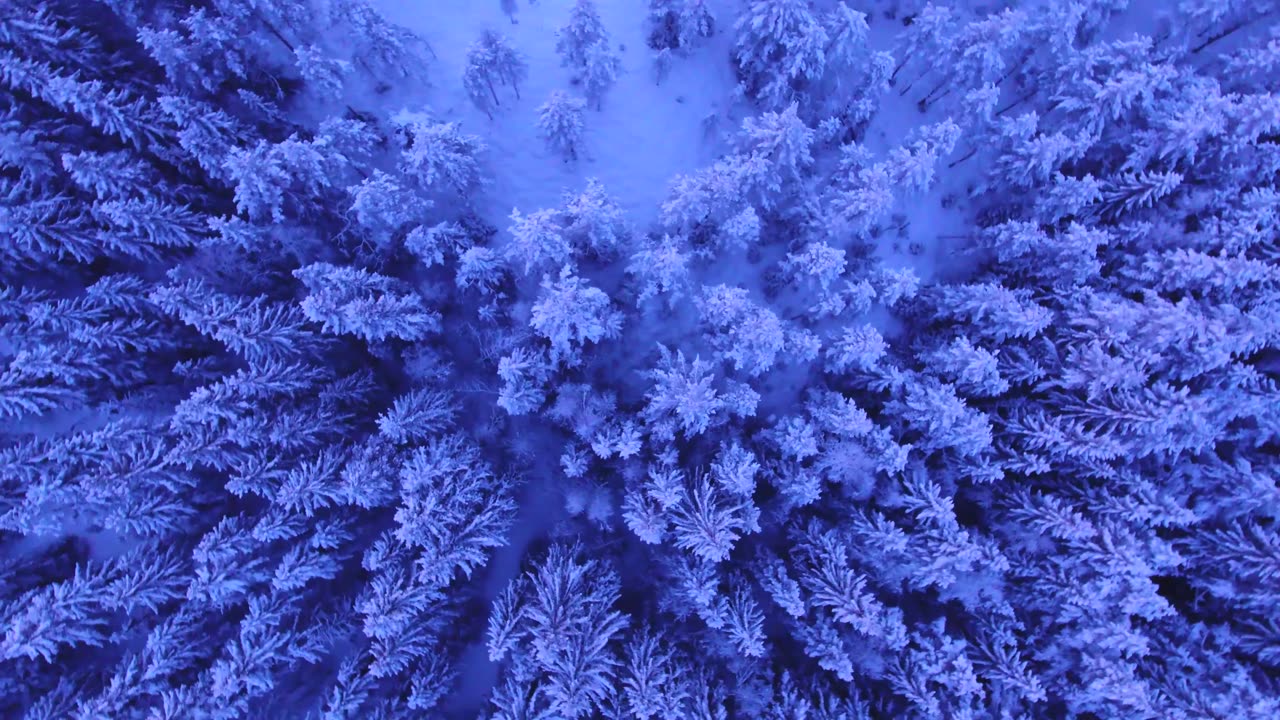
xmin=647 ymin=0 xmax=716 ymax=52
xmin=4 ymin=0 xmax=1280 ymax=719
xmin=485 ymin=543 xmax=628 ymax=719
xmin=0 ymin=1 xmax=505 ymax=716
xmin=464 ymin=29 xmax=528 ymax=120
xmin=537 ymin=90 xmax=587 ymax=162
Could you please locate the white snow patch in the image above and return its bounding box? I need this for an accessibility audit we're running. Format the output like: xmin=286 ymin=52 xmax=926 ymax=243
xmin=859 ymin=12 xmax=976 ymax=288
xmin=372 ymin=0 xmax=739 ymax=230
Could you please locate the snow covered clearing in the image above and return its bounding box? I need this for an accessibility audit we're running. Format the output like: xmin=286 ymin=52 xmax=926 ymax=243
xmin=372 ymin=0 xmax=739 ymax=229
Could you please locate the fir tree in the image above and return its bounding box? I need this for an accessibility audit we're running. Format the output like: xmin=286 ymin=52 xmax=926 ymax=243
xmin=349 ymin=170 xmax=432 ymax=252
xmin=294 ymin=263 xmax=441 ymax=342
xmin=487 ymin=544 xmax=630 ymax=720
xmin=698 ymin=284 xmax=788 ymax=376
xmin=733 ymin=0 xmax=828 ymax=107
xmin=556 ymin=0 xmax=610 ymax=77
xmin=464 ymin=29 xmax=528 ymax=118
xmin=668 ymin=471 xmax=761 ymax=563
xmin=736 ymin=102 xmax=815 ymax=205
xmin=562 ymin=178 xmax=629 ymax=256
xmin=648 ymin=0 xmax=715 ymax=51
xmin=394 ymin=112 xmax=486 ymax=193
xmin=581 ymin=39 xmax=622 ymax=110
xmin=530 ymin=266 xmax=622 ymax=366
xmin=507 ymin=207 xmax=572 ymax=274
xmin=537 ymin=91 xmax=587 ymax=162
xmin=294 ymin=44 xmax=351 ymax=100
xmin=628 ymin=234 xmax=692 ymax=305
xmin=395 ymin=435 xmax=516 ymax=588
xmin=642 ymin=344 xmax=757 ymax=440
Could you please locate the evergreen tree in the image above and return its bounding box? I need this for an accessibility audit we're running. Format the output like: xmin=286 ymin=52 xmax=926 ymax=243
xmin=886 ymin=374 xmax=994 ymax=458
xmin=648 ymin=0 xmax=716 ymax=51
xmin=736 ymin=102 xmax=815 ymax=205
xmin=562 ymin=178 xmax=629 ymax=256
xmin=293 ymin=44 xmax=351 ymax=100
xmin=641 ymin=344 xmax=758 ymax=440
xmin=3 ymin=2 xmax=1279 ymax=718
xmin=732 ymin=0 xmax=828 ymax=107
xmin=395 ymin=435 xmax=516 ymax=588
xmin=464 ymin=29 xmax=528 ymax=118
xmin=826 ymin=161 xmax=896 ymax=235
xmin=537 ymin=91 xmax=587 ymax=162
xmin=456 ymin=246 xmax=509 ymax=295
xmin=556 ymin=0 xmax=610 ymax=78
xmin=349 ymin=170 xmax=432 ymax=252
xmin=919 ymin=337 xmax=1009 ymax=397
xmin=823 ymin=4 xmax=870 ymax=97
xmin=294 ymin=263 xmax=441 ymax=342
xmin=377 ymin=388 xmax=457 ymax=444
xmin=628 ymin=234 xmax=692 ymax=305
xmin=338 ymin=0 xmax=428 ymax=78
xmin=667 ymin=471 xmax=761 ymax=563
xmin=581 ymin=40 xmax=622 ymax=110
xmin=507 ymin=206 xmax=573 ymax=274
xmin=718 ymin=205 xmax=761 ymax=252
xmin=530 ymin=266 xmax=622 ymax=366
xmin=931 ymin=282 xmax=1053 ymax=342
xmin=394 ymin=112 xmax=486 ymax=193
xmin=487 ymin=544 xmax=630 ymax=720
xmin=405 ymin=220 xmax=470 ymax=268
xmin=660 ymin=156 xmax=752 ymax=233
xmin=496 ymin=346 xmax=552 ymax=415
xmin=698 ymin=285 xmax=788 ymax=376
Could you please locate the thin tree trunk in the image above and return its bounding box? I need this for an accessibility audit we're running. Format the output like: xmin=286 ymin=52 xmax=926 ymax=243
xmin=921 ymin=86 xmax=953 ymax=111
xmin=922 ymin=77 xmax=949 ymax=103
xmin=1191 ymin=19 xmax=1249 ymax=54
xmin=259 ymin=16 xmax=295 ymax=53
xmin=996 ymin=88 xmax=1037 ymax=116
xmin=891 ymin=52 xmax=912 ymax=81
xmin=899 ymin=64 xmax=934 ymax=95
xmin=995 ymin=61 xmax=1022 ymax=88
xmin=947 ymin=146 xmax=978 ymax=168
xmin=487 ymin=79 xmax=500 ymax=106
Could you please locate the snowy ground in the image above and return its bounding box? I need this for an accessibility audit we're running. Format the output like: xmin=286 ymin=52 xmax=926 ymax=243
xmin=366 ymin=0 xmax=976 ymax=296
xmin=860 ymin=11 xmax=974 ymax=288
xmin=372 ymin=0 xmax=739 ymax=232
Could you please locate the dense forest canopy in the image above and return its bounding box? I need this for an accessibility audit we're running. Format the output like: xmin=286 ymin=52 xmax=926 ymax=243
xmin=1 ymin=0 xmax=1278 ymax=718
